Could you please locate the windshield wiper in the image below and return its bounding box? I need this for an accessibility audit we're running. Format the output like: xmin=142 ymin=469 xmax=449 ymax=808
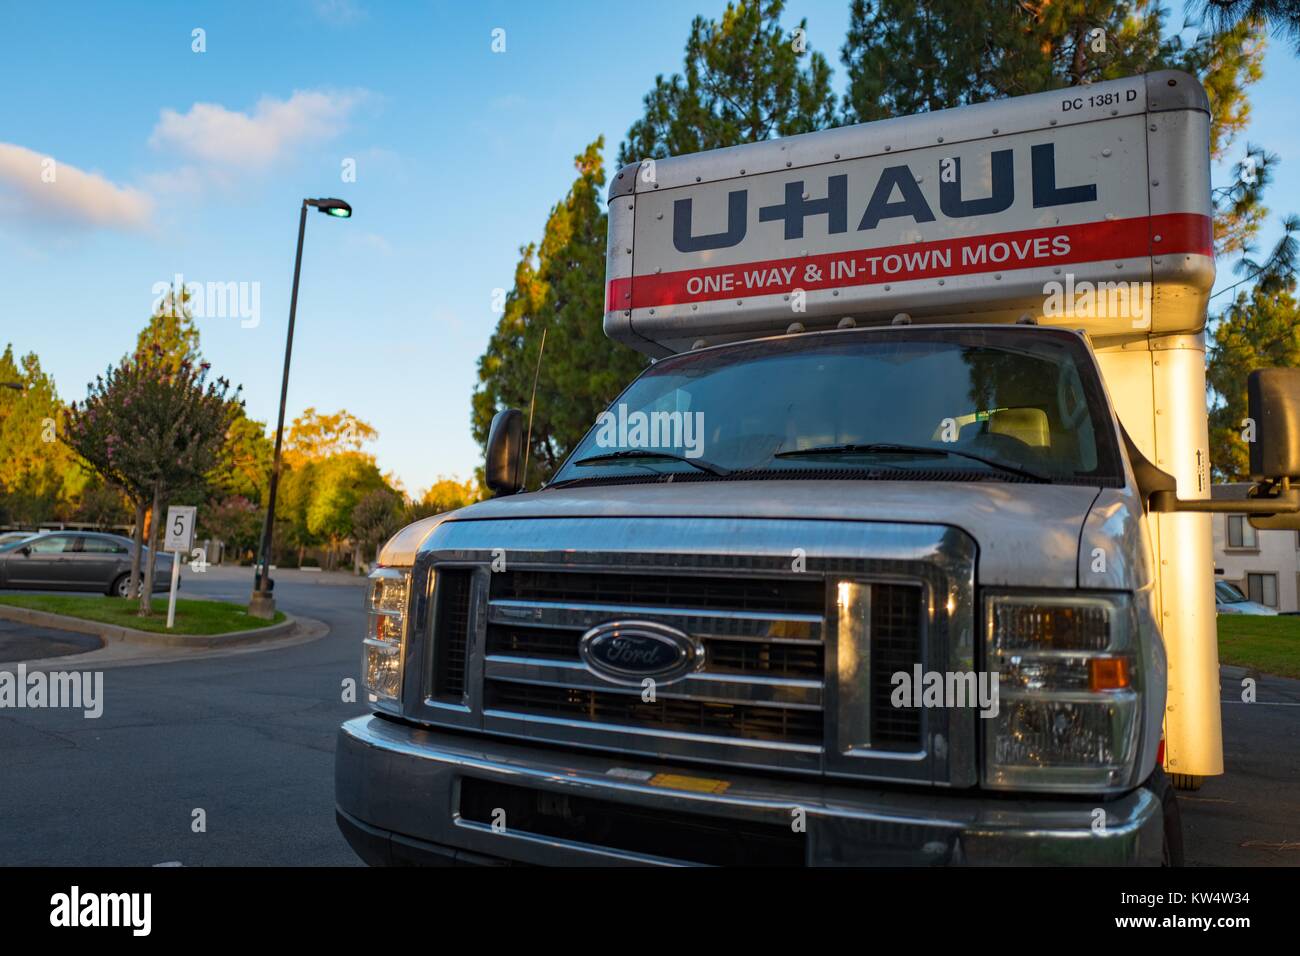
xmin=773 ymin=442 xmax=1051 ymax=482
xmin=571 ymin=449 xmax=732 ymax=477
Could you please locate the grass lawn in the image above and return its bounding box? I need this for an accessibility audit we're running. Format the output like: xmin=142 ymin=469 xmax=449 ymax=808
xmin=0 ymin=594 xmax=284 ymax=635
xmin=1218 ymin=614 xmax=1300 ymax=680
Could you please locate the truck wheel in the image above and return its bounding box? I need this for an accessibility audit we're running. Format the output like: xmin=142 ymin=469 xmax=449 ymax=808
xmin=1169 ymin=773 xmax=1202 ymax=792
xmin=1150 ymin=768 xmax=1185 ymax=867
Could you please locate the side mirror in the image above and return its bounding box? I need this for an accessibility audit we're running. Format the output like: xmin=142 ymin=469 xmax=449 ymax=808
xmin=1241 ymin=368 xmax=1300 ymax=529
xmin=1248 ymin=368 xmax=1300 ymax=482
xmin=485 ymin=408 xmax=525 ymax=496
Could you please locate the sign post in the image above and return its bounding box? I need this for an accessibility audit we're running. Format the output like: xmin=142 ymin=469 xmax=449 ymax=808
xmin=163 ymin=506 xmax=197 ymax=629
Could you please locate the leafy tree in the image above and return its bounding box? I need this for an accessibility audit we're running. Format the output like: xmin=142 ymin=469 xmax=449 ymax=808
xmin=276 ymin=459 xmax=318 ymax=566
xmin=65 ymin=350 xmax=239 ymax=614
xmin=305 ymin=452 xmax=387 ymax=569
xmin=73 ymin=481 xmax=132 ymax=529
xmin=210 ymin=406 xmax=274 ymax=501
xmin=283 ymin=407 xmax=377 ymax=467
xmin=351 ymin=488 xmax=405 ymax=567
xmin=408 ymin=476 xmax=480 ymax=520
xmin=199 ymin=495 xmax=262 ymax=563
xmin=473 ymin=141 xmax=646 ymax=487
xmin=620 ymin=0 xmax=835 ymax=162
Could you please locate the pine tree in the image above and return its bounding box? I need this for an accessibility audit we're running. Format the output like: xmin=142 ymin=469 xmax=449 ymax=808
xmin=0 ymin=346 xmax=82 ymax=525
xmin=1198 ymin=0 xmax=1300 ymax=52
xmin=1208 ymin=283 xmax=1300 ymax=478
xmin=138 ymin=283 xmax=202 ymax=373
xmin=620 ymin=0 xmax=835 ymax=162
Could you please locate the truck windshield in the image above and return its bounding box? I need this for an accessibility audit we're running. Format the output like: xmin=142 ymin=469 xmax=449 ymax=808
xmin=552 ymin=327 xmax=1124 ymax=487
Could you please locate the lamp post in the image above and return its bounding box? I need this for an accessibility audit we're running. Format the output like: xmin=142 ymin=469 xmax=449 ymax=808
xmin=249 ymin=197 xmax=352 ymax=619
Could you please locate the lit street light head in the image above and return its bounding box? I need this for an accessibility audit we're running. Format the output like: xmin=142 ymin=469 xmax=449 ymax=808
xmin=306 ymin=197 xmax=352 ymax=219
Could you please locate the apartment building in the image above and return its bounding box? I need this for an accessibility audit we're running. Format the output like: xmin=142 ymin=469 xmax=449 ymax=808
xmin=1211 ymin=512 xmax=1300 ymax=612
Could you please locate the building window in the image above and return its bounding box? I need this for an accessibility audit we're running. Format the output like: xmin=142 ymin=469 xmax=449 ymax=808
xmin=1247 ymin=573 xmax=1278 ymax=608
xmin=1227 ymin=515 xmax=1258 ymax=549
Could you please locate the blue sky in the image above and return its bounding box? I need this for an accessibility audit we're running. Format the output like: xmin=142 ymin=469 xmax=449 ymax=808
xmin=1 ymin=0 xmax=1296 ymax=497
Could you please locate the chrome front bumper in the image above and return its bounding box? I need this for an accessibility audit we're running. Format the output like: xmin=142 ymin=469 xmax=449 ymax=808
xmin=335 ymin=715 xmax=1165 ymax=866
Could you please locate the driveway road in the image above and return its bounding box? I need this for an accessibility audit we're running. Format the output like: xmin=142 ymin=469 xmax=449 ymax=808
xmin=0 ymin=565 xmax=369 ymax=866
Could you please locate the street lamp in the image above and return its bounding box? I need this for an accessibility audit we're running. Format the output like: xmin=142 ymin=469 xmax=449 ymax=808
xmin=249 ymin=197 xmax=352 ymax=619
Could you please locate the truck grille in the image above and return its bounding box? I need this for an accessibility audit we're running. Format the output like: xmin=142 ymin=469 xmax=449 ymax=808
xmin=490 ymin=569 xmax=826 ymax=614
xmin=409 ymin=519 xmax=977 ymax=784
xmin=424 ymin=564 xmax=927 ymax=772
xmin=431 ymin=569 xmax=473 ymax=701
xmin=484 ymin=682 xmax=825 ymax=744
xmin=870 ymin=583 xmax=924 ymax=748
xmin=486 ymin=625 xmax=824 ymax=679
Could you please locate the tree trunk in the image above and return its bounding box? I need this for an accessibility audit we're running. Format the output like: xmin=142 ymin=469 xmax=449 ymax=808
xmin=139 ymin=481 xmax=162 ymax=616
xmin=127 ymin=501 xmax=146 ymax=598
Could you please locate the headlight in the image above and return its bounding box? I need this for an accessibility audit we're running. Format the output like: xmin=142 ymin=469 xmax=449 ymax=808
xmin=983 ymin=592 xmax=1140 ymax=792
xmin=363 ymin=567 xmax=412 ymax=705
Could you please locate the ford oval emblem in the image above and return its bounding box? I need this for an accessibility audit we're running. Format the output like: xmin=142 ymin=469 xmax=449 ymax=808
xmin=579 ymin=620 xmax=700 ymax=685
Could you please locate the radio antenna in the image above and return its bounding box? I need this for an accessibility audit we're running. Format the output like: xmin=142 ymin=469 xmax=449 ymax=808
xmin=521 ymin=326 xmax=547 ymax=489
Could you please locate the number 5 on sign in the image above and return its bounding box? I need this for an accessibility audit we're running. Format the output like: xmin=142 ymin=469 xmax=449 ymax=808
xmin=164 ymin=506 xmax=197 ymax=629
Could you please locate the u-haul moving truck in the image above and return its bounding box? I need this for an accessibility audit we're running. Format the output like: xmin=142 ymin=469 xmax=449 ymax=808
xmin=336 ymin=71 xmax=1300 ymax=865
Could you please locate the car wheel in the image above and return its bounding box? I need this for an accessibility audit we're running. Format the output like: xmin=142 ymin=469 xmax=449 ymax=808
xmin=110 ymin=574 xmax=140 ymax=599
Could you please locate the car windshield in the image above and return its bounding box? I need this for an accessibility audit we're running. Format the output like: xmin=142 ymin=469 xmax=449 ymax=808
xmin=552 ymin=327 xmax=1123 ymax=486
xmin=1215 ymin=582 xmax=1247 ymax=603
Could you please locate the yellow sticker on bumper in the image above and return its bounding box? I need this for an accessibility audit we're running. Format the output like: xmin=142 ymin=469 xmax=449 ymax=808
xmin=647 ymin=773 xmax=731 ymax=794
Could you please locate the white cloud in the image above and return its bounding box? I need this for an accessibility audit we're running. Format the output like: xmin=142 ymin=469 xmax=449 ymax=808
xmin=0 ymin=143 xmax=152 ymax=230
xmin=349 ymin=231 xmax=392 ymax=254
xmin=148 ymin=90 xmax=364 ymax=169
xmin=313 ymin=0 xmax=366 ymax=25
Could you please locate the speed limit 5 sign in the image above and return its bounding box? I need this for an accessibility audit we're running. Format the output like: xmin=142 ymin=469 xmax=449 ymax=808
xmin=164 ymin=506 xmax=197 ymax=553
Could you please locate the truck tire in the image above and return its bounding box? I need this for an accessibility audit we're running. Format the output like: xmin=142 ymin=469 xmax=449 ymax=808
xmin=1169 ymin=773 xmax=1202 ymax=792
xmin=1150 ymin=767 xmax=1185 ymax=867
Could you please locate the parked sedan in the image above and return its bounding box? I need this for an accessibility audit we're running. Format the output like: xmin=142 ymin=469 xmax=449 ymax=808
xmin=0 ymin=531 xmax=37 ymax=550
xmin=1214 ymin=580 xmax=1278 ymax=616
xmin=0 ymin=531 xmax=174 ymax=597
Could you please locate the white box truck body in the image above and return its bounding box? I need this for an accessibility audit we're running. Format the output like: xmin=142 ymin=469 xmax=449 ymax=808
xmin=336 ymin=72 xmax=1300 ymax=865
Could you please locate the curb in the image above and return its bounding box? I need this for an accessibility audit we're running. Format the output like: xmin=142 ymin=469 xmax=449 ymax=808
xmin=0 ymin=602 xmax=296 ymax=649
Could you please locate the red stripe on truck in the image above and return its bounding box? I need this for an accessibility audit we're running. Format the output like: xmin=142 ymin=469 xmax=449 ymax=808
xmin=605 ymin=212 xmax=1211 ymax=313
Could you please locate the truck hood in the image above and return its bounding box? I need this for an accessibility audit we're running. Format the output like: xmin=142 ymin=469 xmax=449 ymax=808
xmin=444 ymin=479 xmax=1103 ymax=588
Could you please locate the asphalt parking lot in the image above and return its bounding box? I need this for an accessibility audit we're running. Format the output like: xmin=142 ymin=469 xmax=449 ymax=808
xmin=0 ymin=615 xmax=102 ymax=661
